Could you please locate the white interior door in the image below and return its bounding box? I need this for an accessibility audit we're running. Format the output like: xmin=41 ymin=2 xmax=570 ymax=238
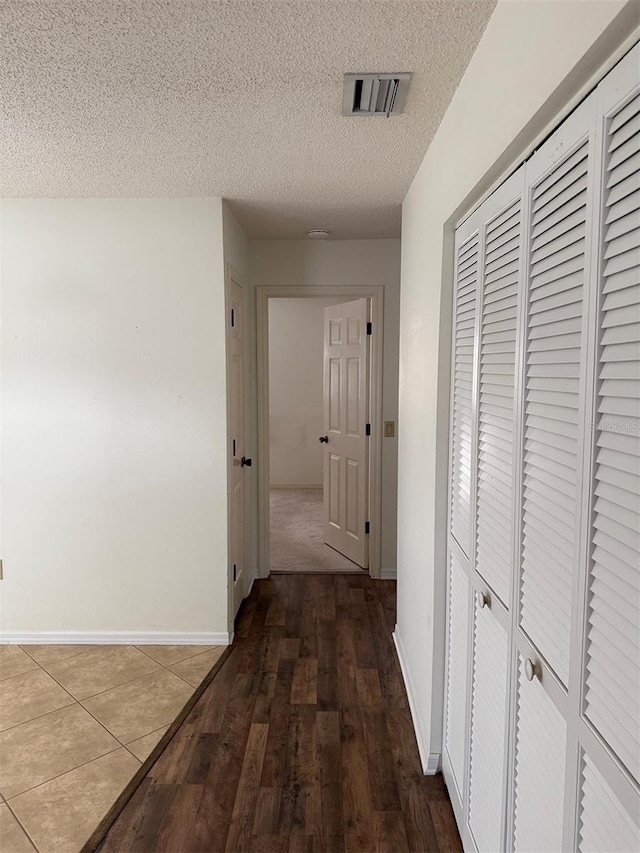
xmin=227 ymin=276 xmax=247 ymax=619
xmin=322 ymin=298 xmax=369 ymax=568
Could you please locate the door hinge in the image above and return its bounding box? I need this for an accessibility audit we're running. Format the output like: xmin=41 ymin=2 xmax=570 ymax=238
xmin=233 ymin=563 xmax=237 ymax=582
xmin=232 ymin=438 xmax=236 ymax=457
xmin=231 ymin=307 xmax=235 ymax=328
xmin=366 ymin=321 xmax=372 ymax=335
xmin=365 ymin=423 xmax=371 ymax=436
xmin=365 ymin=521 xmax=370 ymax=535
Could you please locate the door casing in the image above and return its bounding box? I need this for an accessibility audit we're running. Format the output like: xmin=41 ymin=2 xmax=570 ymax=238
xmin=256 ymin=285 xmax=385 ymax=579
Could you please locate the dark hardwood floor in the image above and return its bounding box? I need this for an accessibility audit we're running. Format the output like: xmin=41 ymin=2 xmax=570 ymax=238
xmin=99 ymin=574 xmax=462 ymax=852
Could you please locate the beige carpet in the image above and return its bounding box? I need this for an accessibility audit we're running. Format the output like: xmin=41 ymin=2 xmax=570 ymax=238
xmin=270 ymin=488 xmax=366 ymax=573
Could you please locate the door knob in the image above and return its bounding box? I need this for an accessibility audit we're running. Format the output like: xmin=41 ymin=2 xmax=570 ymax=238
xmin=240 ymin=456 xmax=252 ymax=467
xmin=319 ymin=436 xmax=328 ymax=443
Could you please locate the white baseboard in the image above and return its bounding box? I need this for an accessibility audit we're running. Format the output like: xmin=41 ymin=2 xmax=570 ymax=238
xmin=393 ymin=628 xmax=441 ymax=775
xmin=380 ymin=568 xmax=397 ymax=580
xmin=1 ymin=631 xmax=231 ymax=645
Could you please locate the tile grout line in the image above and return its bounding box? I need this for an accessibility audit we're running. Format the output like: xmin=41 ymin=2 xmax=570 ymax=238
xmin=1 ymin=669 xmax=139 ymax=801
xmin=11 ymin=645 xmax=221 ymax=701
xmin=0 ymin=652 xmax=80 ymax=739
xmin=4 ymin=796 xmax=44 ymax=853
xmin=45 ymin=647 xmax=214 ymax=702
xmin=0 ymin=665 xmax=40 ymax=684
xmin=38 ymin=652 xmax=163 ymax=701
xmin=0 ymin=652 xmax=202 ymax=737
xmin=5 ymin=745 xmax=125 ymax=804
xmin=121 ymin=724 xmax=169 ymax=749
xmin=37 ymin=663 xmax=152 ymax=758
xmin=121 ymin=744 xmax=140 ymax=762
xmin=133 ymin=644 xmax=221 ymax=667
xmin=74 ymin=666 xmax=163 ymax=703
xmin=0 ymin=701 xmax=83 ymax=743
xmin=19 ymin=644 xmax=100 ymax=667
xmin=37 ymin=655 xmax=200 ymax=754
xmin=0 ymin=699 xmax=78 ymax=737
xmin=17 ymin=657 xmax=151 ymax=774
xmin=163 ymin=668 xmax=200 ymax=689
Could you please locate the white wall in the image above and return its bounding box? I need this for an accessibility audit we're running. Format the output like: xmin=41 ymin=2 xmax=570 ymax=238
xmin=1 ymin=198 xmax=230 ymax=640
xmin=396 ymin=0 xmax=638 ymax=769
xmin=269 ymin=297 xmax=350 ymax=487
xmin=250 ymin=239 xmax=401 ymax=573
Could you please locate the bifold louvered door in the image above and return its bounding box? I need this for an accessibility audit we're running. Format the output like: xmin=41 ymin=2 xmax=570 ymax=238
xmin=468 ymin=591 xmax=510 ymax=852
xmin=476 ymin=183 xmax=522 ymax=607
xmin=577 ymin=45 xmax=640 ymax=851
xmin=450 ymin=228 xmax=479 ymax=559
xmin=444 ymin=166 xmax=526 ymax=848
xmin=442 ymin=43 xmax=640 ymax=853
xmin=518 ymin=95 xmax=595 ymax=689
xmin=444 ymin=201 xmax=482 ymax=818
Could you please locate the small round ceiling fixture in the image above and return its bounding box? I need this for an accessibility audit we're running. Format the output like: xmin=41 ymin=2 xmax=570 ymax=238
xmin=306 ymin=229 xmax=331 ymax=239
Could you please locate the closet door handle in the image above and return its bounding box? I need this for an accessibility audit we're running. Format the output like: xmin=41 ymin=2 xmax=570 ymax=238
xmin=241 ymin=456 xmax=252 ymax=468
xmin=476 ymin=590 xmax=490 ymax=609
xmin=319 ymin=435 xmax=329 ymax=443
xmin=524 ymin=658 xmax=539 ymax=682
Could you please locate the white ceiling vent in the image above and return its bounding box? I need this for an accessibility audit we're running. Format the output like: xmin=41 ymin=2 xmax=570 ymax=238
xmin=342 ymin=73 xmax=411 ymax=117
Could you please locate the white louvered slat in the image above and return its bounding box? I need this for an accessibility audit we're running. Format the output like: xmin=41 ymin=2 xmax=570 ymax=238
xmin=450 ymin=234 xmax=479 ymax=557
xmin=468 ymin=600 xmax=509 ymax=852
xmin=584 ymin=89 xmax=640 ymax=784
xmin=445 ymin=551 xmax=470 ymax=794
xmin=520 ymin=139 xmax=590 ymax=686
xmin=476 ymin=198 xmax=521 ymax=606
xmin=513 ymin=655 xmax=567 ymax=852
xmin=578 ymin=755 xmax=640 ymax=852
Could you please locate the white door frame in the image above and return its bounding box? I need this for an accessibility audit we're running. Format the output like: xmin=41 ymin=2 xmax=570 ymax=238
xmin=256 ymin=284 xmax=384 ymax=579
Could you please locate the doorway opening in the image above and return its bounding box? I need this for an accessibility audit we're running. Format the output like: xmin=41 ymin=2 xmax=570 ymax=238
xmin=257 ymin=285 xmax=385 ymax=579
xmin=269 ymin=297 xmax=364 ymax=574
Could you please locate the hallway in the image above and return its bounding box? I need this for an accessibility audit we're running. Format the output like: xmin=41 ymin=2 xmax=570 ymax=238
xmin=95 ymin=575 xmax=461 ymax=852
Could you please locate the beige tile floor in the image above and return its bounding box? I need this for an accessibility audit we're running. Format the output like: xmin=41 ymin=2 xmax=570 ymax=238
xmin=0 ymin=643 xmax=225 ymax=853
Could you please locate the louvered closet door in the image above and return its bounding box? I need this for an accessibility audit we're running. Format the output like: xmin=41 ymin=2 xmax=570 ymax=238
xmin=518 ymin=96 xmax=596 ymax=687
xmin=450 ymin=231 xmax=479 ymax=558
xmin=511 ymin=93 xmax=598 ymax=853
xmin=444 ymin=547 xmax=471 ymax=797
xmin=467 ymin=590 xmax=509 ymax=853
xmin=512 ymin=649 xmax=567 ymax=852
xmin=444 ymin=171 xmax=525 ymax=845
xmin=444 ymin=207 xmax=483 ymax=819
xmin=584 ymin=60 xmax=640 ymax=786
xmin=578 ymin=755 xmax=640 ymax=852
xmin=476 ymin=169 xmax=524 ymax=607
xmin=573 ymin=47 xmax=640 ymax=853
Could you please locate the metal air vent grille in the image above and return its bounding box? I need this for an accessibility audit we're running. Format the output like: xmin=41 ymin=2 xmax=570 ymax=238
xmin=342 ymin=73 xmax=411 ymax=116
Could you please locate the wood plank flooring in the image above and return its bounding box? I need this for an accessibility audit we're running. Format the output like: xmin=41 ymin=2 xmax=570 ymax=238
xmin=98 ymin=575 xmax=462 ymax=852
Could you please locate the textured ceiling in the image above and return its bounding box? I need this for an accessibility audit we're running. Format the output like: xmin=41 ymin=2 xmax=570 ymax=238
xmin=0 ymin=1 xmax=496 ymax=238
